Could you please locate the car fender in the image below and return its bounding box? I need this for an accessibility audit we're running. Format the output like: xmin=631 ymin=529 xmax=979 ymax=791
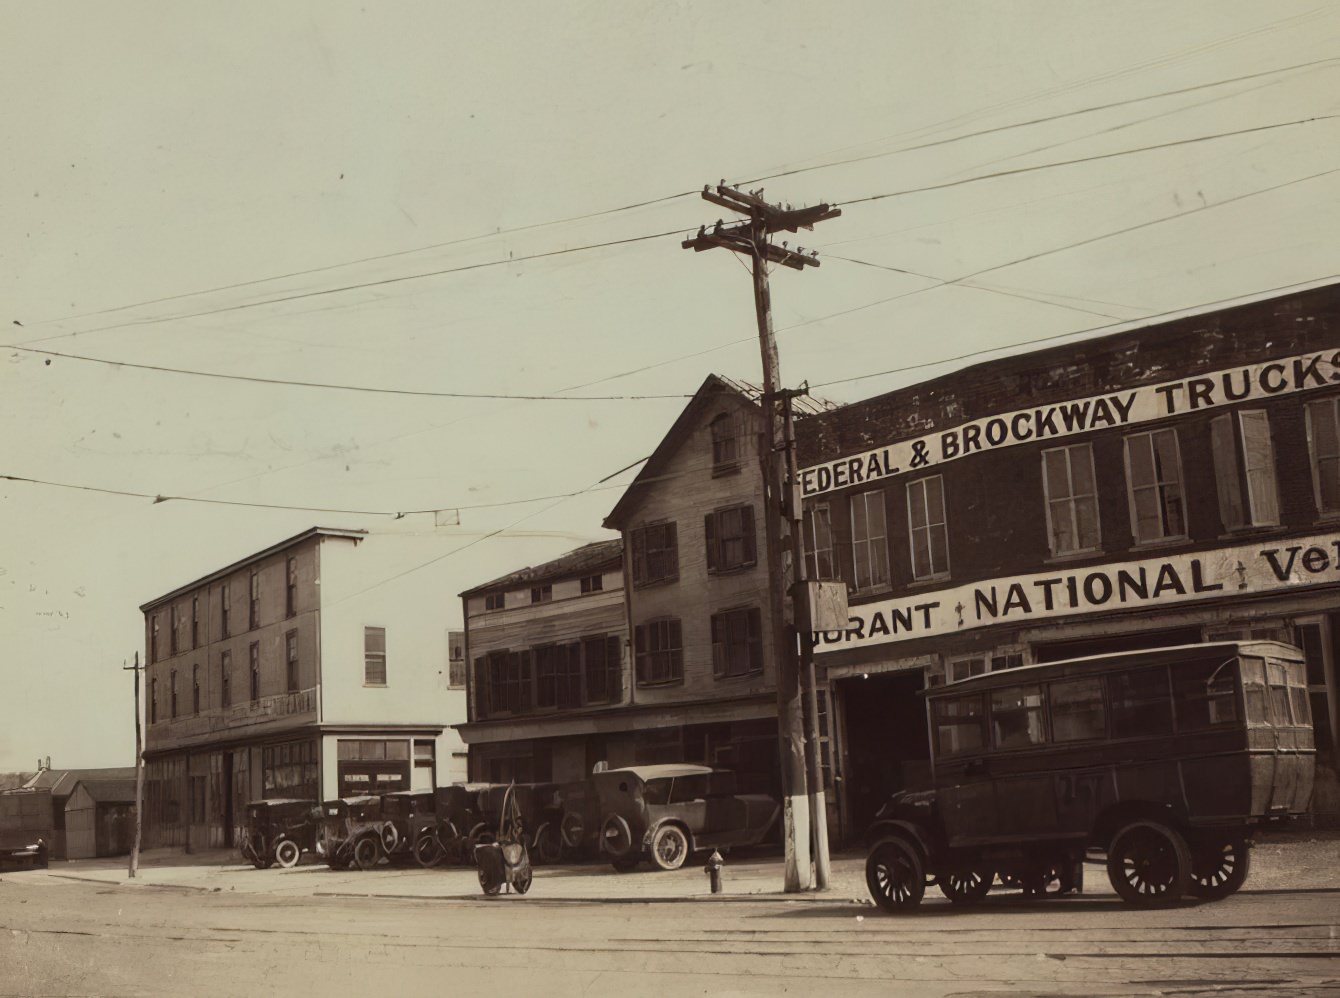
xmin=643 ymin=817 xmax=695 ymax=854
xmin=866 ymin=817 xmax=937 ymax=861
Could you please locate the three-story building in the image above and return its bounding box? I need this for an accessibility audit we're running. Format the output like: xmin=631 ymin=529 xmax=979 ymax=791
xmin=140 ymin=527 xmax=467 ymax=849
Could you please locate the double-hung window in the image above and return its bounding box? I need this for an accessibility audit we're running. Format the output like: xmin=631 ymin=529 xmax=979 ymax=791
xmin=364 ymin=627 xmax=387 ymax=686
xmin=1124 ymin=428 xmax=1187 ymax=543
xmin=285 ymin=630 xmax=300 ymax=693
xmin=705 ymin=504 xmax=756 ymax=573
xmin=906 ymin=476 xmax=949 ymax=581
xmin=804 ymin=503 xmax=835 ymax=580
xmin=1306 ymin=397 xmax=1340 ymax=515
xmin=1211 ymin=410 xmax=1280 ymax=529
xmin=710 ymin=412 xmax=741 ymax=474
xmin=711 ymin=607 xmax=763 ymax=679
xmin=1042 ymin=443 xmax=1101 ymax=556
xmin=249 ymin=571 xmax=260 ymax=630
xmin=249 ymin=642 xmax=260 ymax=702
xmin=220 ymin=651 xmax=231 ymax=708
xmin=635 ymin=618 xmax=683 ymax=686
xmin=850 ymin=490 xmax=890 ymax=591
xmin=631 ymin=522 xmax=678 ymax=586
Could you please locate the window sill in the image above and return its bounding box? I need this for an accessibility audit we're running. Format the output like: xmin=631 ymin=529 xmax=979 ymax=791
xmin=363 ymin=683 xmax=387 ymax=689
xmin=714 ymin=670 xmax=764 ymax=682
xmin=708 ymin=562 xmax=757 ymax=577
xmin=711 ymin=463 xmax=742 ymax=478
xmin=632 ymin=577 xmax=680 ymax=590
xmin=635 ymin=678 xmax=684 ymax=689
xmin=1216 ymin=524 xmax=1285 ymax=541
xmin=1129 ymin=536 xmax=1190 ymax=552
xmin=1044 ymin=549 xmax=1104 ymax=566
xmin=850 ymin=584 xmax=893 ymax=598
xmin=906 ymin=574 xmax=950 ymax=589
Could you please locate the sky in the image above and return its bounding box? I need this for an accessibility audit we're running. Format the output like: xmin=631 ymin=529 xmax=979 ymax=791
xmin=2 ymin=1 xmax=1338 ymax=774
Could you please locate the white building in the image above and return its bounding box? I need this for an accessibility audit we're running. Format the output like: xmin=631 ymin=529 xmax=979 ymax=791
xmin=139 ymin=527 xmax=467 ymax=850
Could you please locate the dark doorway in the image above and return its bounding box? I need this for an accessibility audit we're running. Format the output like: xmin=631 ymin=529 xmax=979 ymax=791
xmin=838 ymin=669 xmax=930 ymax=836
xmin=1033 ymin=626 xmax=1202 ymax=663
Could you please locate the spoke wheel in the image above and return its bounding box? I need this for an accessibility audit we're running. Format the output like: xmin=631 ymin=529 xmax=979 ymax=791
xmin=413 ymin=831 xmax=444 ymax=868
xmin=650 ymin=825 xmax=689 ymax=871
xmin=352 ymin=835 xmax=382 ymax=871
xmin=865 ymin=836 xmax=925 ymax=913
xmin=274 ymin=839 xmax=301 ymax=868
xmin=940 ymin=867 xmax=993 ymax=904
xmin=513 ymin=867 xmax=533 ymax=894
xmin=1106 ymin=820 xmax=1191 ymax=906
xmin=1188 ymin=835 xmax=1250 ymax=900
xmin=534 ymin=822 xmax=562 ymax=865
xmin=560 ymin=811 xmax=585 ymax=851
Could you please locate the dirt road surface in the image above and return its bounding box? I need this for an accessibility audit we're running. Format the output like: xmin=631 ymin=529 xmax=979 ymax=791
xmin=2 ymin=836 xmax=1337 ymax=997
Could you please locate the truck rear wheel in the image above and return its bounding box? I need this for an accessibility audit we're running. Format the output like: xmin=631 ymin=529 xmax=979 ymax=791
xmin=1106 ymin=820 xmax=1190 ymax=906
xmin=1188 ymin=834 xmax=1250 ymax=899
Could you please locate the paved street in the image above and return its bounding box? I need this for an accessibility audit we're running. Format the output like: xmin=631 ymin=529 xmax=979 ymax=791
xmin=2 ymin=836 xmax=1338 ymax=997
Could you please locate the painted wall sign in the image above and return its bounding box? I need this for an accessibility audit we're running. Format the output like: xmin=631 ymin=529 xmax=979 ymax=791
xmin=813 ymin=531 xmax=1340 ymax=652
xmin=800 ymin=349 xmax=1340 ymax=498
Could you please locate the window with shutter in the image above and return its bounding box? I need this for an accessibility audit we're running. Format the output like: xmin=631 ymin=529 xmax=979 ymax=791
xmin=706 ymin=504 xmax=756 ymax=573
xmin=711 ymin=607 xmax=763 ymax=679
xmin=635 ymin=618 xmax=683 ymax=685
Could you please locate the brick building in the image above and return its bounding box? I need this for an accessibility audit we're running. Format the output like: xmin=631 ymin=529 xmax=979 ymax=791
xmin=795 ymin=280 xmax=1340 ymax=833
xmin=139 ymin=527 xmax=467 ymax=850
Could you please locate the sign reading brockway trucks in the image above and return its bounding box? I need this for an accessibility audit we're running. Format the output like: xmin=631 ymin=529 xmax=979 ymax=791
xmin=812 ymin=531 xmax=1340 ymax=651
xmin=800 ymin=349 xmax=1340 ymax=498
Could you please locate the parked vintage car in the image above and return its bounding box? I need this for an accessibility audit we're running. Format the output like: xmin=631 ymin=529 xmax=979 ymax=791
xmin=239 ymin=798 xmax=318 ymax=869
xmin=591 ymin=764 xmax=780 ymax=871
xmin=864 ymin=641 xmax=1316 ymax=911
xmin=378 ymin=790 xmax=437 ymax=864
xmin=414 ymin=784 xmax=483 ymax=867
xmin=318 ymin=796 xmax=389 ymax=871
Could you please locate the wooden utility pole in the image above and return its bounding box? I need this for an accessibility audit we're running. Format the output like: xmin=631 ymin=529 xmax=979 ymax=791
xmin=126 ymin=652 xmax=144 ymax=878
xmin=683 ymin=184 xmax=839 ymax=892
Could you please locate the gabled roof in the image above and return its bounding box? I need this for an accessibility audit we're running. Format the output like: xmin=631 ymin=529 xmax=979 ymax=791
xmin=68 ymin=779 xmax=137 ymax=804
xmin=603 ymin=374 xmax=759 ymax=530
xmin=140 ymin=527 xmax=367 ymax=611
xmin=23 ymin=767 xmax=137 ymax=798
xmin=460 ymin=538 xmax=623 ymax=597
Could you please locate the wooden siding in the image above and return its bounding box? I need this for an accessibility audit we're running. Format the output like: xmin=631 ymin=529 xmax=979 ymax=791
xmin=623 ymin=396 xmax=778 ymax=705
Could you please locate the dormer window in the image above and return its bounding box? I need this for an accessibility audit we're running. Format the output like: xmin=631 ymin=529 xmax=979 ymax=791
xmin=710 ymin=412 xmax=741 ymax=475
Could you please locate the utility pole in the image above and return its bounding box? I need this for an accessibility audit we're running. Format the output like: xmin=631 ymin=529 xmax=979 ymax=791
xmin=125 ymin=652 xmax=144 ymax=878
xmin=683 ymin=184 xmax=839 ymax=892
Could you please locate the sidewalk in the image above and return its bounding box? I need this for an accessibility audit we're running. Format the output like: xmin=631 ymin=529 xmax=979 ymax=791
xmin=12 ymin=832 xmax=1340 ymax=904
xmin=14 ymin=845 xmax=876 ymax=905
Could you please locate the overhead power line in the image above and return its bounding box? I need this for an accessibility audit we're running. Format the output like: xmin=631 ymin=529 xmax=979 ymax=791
xmin=12 ymin=228 xmax=685 ymax=346
xmin=5 ymin=345 xmax=694 ymax=401
xmin=14 ymin=55 xmax=1334 ymax=344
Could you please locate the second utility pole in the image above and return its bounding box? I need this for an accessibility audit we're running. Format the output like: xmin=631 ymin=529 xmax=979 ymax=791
xmin=683 ymin=184 xmax=839 ymax=892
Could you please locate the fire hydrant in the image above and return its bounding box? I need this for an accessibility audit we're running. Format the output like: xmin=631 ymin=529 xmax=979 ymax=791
xmin=704 ymin=849 xmax=724 ymax=894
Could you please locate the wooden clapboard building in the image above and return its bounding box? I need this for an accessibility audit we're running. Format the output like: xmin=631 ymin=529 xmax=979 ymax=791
xmin=459 ymin=376 xmax=830 ymax=794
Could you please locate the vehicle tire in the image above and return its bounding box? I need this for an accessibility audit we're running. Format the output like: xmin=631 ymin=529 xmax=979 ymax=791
xmin=866 ymin=836 xmax=925 ymax=913
xmin=413 ymin=831 xmax=444 ymax=868
xmin=1188 ymin=834 xmax=1250 ymax=900
xmin=514 ymin=867 xmax=533 ymax=895
xmin=649 ymin=824 xmax=690 ymax=872
xmin=477 ymin=865 xmax=502 ymax=896
xmin=611 ymin=856 xmax=641 ymax=872
xmin=274 ymin=838 xmax=301 ymax=869
xmin=353 ymin=835 xmax=382 ymax=871
xmin=601 ymin=814 xmax=634 ymax=859
xmin=939 ymin=867 xmax=993 ymax=903
xmin=467 ymin=826 xmax=494 ymax=868
xmin=534 ymin=822 xmax=562 ymax=865
xmin=1106 ymin=819 xmax=1191 ymax=906
xmin=380 ymin=822 xmax=400 ymax=855
xmin=559 ymin=810 xmax=585 ymax=851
